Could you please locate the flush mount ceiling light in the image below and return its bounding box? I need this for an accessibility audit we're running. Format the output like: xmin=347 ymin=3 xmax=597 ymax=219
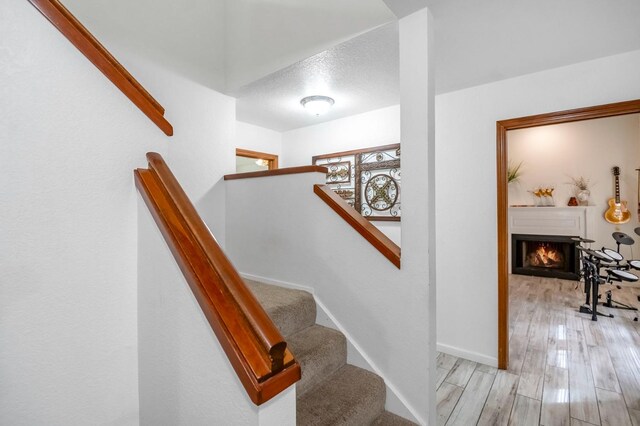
xmin=300 ymin=95 xmax=335 ymax=116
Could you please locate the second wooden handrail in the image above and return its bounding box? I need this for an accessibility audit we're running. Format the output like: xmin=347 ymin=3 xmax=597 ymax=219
xmin=224 ymin=165 xmax=328 ymax=181
xmin=136 ymin=153 xmax=299 ymax=404
xmin=314 ymin=184 xmax=401 ymax=268
xmin=28 ymin=0 xmax=173 ymax=136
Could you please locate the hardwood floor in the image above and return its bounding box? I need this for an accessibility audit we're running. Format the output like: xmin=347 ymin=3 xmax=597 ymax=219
xmin=437 ymin=274 xmax=640 ymax=425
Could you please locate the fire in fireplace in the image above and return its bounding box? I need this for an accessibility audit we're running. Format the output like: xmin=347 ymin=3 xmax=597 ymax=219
xmin=526 ymin=243 xmax=565 ymax=269
xmin=512 ymin=234 xmax=579 ymax=280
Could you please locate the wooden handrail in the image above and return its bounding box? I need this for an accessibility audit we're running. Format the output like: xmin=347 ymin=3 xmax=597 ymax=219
xmin=224 ymin=165 xmax=328 ymax=180
xmin=135 ymin=152 xmax=299 ymax=405
xmin=314 ymin=184 xmax=401 ymax=269
xmin=28 ymin=0 xmax=173 ymax=136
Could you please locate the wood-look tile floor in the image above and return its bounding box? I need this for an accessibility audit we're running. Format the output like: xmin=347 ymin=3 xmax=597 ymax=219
xmin=437 ymin=274 xmax=640 ymax=426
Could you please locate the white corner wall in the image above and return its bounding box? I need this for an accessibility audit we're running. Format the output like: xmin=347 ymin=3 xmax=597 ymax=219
xmin=137 ymin=198 xmax=295 ymax=425
xmin=225 ymin=171 xmax=427 ymax=423
xmin=281 ymin=105 xmax=402 ymax=245
xmin=235 ymin=121 xmax=283 ymax=158
xmin=226 ymin=9 xmax=435 ymax=424
xmin=0 ymin=1 xmax=235 ymax=424
xmin=436 ymin=49 xmax=640 ymax=365
xmin=134 ymin=57 xmax=236 ymax=248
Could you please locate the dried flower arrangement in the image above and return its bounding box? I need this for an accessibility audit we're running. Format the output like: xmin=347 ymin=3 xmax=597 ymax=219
xmin=568 ymin=176 xmax=590 ymax=192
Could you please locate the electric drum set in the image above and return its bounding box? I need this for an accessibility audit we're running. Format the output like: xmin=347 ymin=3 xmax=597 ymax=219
xmin=575 ymin=228 xmax=640 ymax=321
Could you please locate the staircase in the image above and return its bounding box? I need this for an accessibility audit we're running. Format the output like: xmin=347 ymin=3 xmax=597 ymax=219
xmin=246 ymin=279 xmax=416 ymax=426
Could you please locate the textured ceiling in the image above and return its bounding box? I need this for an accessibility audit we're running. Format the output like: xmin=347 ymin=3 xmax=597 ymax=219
xmin=225 ymin=0 xmax=396 ymax=92
xmin=64 ymin=0 xmax=396 ymax=94
xmin=66 ymin=0 xmax=640 ymax=132
xmin=237 ymin=0 xmax=640 ymax=132
xmin=235 ymin=22 xmax=399 ymax=132
xmin=382 ymin=0 xmax=428 ymax=18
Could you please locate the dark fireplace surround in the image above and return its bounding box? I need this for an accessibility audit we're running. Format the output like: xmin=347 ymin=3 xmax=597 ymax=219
xmin=512 ymin=234 xmax=579 ymax=280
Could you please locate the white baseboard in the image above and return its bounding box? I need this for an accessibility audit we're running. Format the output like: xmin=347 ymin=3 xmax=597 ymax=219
xmin=239 ymin=272 xmax=424 ymax=425
xmin=241 ymin=272 xmax=316 ymax=294
xmin=437 ymin=342 xmax=498 ymax=367
xmin=311 ymin=296 xmax=423 ymax=424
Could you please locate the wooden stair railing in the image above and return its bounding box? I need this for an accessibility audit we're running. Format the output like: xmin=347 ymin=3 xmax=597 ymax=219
xmin=135 ymin=153 xmax=300 ymax=405
xmin=224 ymin=165 xmax=328 ymax=181
xmin=314 ymin=185 xmax=401 ymax=269
xmin=27 ymin=0 xmax=173 ymax=136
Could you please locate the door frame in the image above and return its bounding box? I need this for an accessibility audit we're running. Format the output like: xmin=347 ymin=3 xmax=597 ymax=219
xmin=496 ymin=99 xmax=640 ymax=369
xmin=236 ymin=148 xmax=279 ymax=170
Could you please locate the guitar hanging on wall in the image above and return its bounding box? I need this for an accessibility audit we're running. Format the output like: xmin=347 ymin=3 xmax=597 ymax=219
xmin=636 ymin=168 xmax=640 ymax=222
xmin=604 ymin=166 xmax=631 ymax=224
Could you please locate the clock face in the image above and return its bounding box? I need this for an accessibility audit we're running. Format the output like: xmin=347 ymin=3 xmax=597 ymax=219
xmin=364 ymin=174 xmax=399 ymax=211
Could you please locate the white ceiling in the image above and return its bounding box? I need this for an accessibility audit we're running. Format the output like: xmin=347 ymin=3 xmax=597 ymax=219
xmin=236 ymin=0 xmax=640 ymax=132
xmin=65 ymin=0 xmax=229 ymax=91
xmin=428 ymin=0 xmax=640 ymax=94
xmin=64 ymin=0 xmax=396 ymax=95
xmin=225 ymin=0 xmax=396 ymax=92
xmin=65 ymin=0 xmax=640 ymax=132
xmin=235 ymin=22 xmax=399 ymax=132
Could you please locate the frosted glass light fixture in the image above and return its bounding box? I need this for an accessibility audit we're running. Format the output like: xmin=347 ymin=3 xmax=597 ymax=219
xmin=300 ymin=95 xmax=335 ymax=116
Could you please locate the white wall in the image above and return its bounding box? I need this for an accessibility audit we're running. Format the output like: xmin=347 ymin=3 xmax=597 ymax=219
xmin=137 ymin=198 xmax=295 ymax=425
xmin=508 ymin=115 xmax=640 ymax=255
xmin=436 ymin=49 xmax=640 ymax=365
xmin=1 ymin=3 xmax=151 ymax=423
xmin=120 ymin=53 xmax=236 ymax=248
xmin=0 ymin=1 xmax=235 ymax=424
xmin=225 ymin=172 xmax=425 ymax=423
xmin=226 ymin=10 xmax=434 ymax=424
xmin=62 ymin=0 xmax=236 ymax=246
xmin=64 ymin=0 xmax=227 ymax=92
xmin=281 ymin=105 xmax=400 ymax=166
xmin=399 ymin=10 xmax=436 ymax=425
xmin=236 ymin=121 xmax=283 ymax=159
xmin=281 ymin=105 xmax=402 ymax=245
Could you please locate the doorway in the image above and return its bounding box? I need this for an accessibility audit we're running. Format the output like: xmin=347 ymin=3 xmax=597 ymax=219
xmin=496 ymin=99 xmax=640 ymax=369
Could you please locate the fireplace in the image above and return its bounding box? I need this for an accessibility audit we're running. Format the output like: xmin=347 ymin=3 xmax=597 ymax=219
xmin=511 ymin=234 xmax=579 ymax=280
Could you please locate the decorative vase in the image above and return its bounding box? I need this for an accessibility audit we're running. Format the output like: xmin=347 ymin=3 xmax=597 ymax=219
xmin=577 ymin=189 xmax=590 ymax=206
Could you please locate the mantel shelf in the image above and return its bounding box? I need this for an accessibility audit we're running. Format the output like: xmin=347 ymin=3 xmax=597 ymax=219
xmin=509 ymin=205 xmax=597 ymax=240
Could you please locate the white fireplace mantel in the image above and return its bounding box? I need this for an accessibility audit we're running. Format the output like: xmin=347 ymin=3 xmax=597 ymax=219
xmin=508 ymin=206 xmax=597 ymax=271
xmin=508 ymin=206 xmax=597 ymax=240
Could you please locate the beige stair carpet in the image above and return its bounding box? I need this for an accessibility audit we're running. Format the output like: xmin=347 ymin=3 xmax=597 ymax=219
xmin=246 ymin=279 xmax=417 ymax=426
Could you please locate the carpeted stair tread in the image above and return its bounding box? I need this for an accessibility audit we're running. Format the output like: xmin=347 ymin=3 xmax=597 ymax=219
xmin=245 ymin=279 xmax=316 ymax=337
xmin=287 ymin=324 xmax=347 ymax=396
xmin=245 ymin=280 xmax=416 ymax=425
xmin=297 ymin=364 xmax=385 ymax=426
xmin=371 ymin=411 xmax=418 ymax=425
